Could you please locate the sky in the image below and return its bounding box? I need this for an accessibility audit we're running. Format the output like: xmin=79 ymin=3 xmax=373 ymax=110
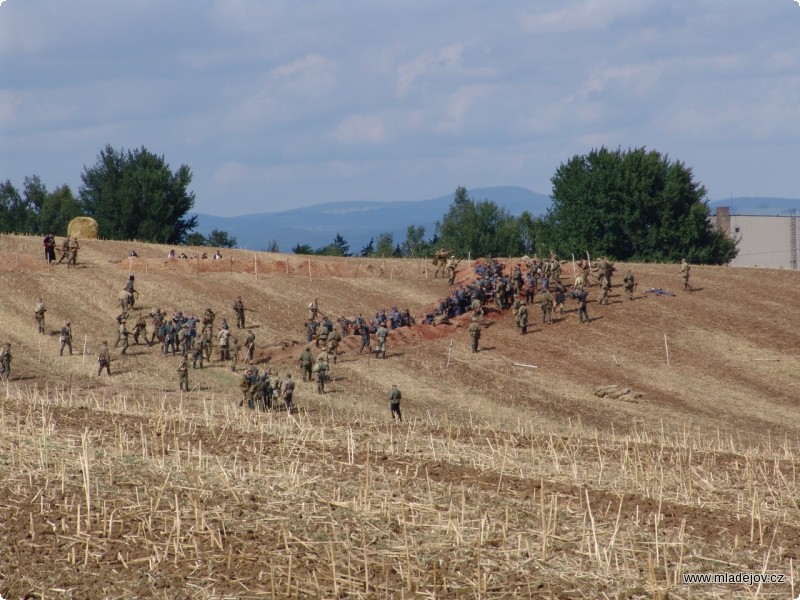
xmin=1 ymin=0 xmax=799 ymax=217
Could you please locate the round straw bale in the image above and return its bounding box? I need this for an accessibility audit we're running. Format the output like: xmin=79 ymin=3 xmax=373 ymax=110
xmin=67 ymin=217 xmax=99 ymax=239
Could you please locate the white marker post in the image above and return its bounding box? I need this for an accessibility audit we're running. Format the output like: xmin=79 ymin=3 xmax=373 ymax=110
xmin=664 ymin=333 xmax=670 ymax=366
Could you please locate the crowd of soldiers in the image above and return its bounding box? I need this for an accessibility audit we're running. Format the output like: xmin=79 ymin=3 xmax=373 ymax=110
xmin=43 ymin=232 xmax=80 ymax=267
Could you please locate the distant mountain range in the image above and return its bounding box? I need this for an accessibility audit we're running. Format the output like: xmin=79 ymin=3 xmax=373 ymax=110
xmin=193 ymin=186 xmax=551 ymax=253
xmin=193 ymin=189 xmax=800 ymax=253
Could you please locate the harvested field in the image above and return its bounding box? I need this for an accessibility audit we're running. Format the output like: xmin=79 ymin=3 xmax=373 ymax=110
xmin=0 ymin=233 xmax=799 ymax=599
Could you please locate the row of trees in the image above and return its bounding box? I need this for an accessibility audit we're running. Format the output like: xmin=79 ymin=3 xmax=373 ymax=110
xmin=2 ymin=144 xmax=737 ymax=264
xmin=292 ymin=148 xmax=737 ymax=265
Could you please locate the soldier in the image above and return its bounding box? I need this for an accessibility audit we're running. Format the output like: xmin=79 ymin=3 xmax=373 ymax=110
xmin=34 ymin=298 xmax=46 ymax=334
xmin=326 ymin=327 xmax=342 ymax=364
xmin=305 ymin=319 xmax=319 ymax=345
xmin=280 ymin=374 xmax=295 ymax=415
xmin=97 ymin=341 xmax=111 ymax=376
xmin=470 ymin=296 xmax=485 ymax=324
xmin=315 ymin=357 xmax=328 ymax=394
xmin=375 ymin=324 xmax=388 ymax=359
xmin=200 ymin=325 xmax=212 ymax=361
xmin=468 ymin=316 xmax=481 ymax=353
xmin=233 ymin=296 xmax=245 ymax=329
xmin=114 ymin=311 xmax=128 ymax=348
xmin=122 ymin=275 xmax=138 ymax=309
xmin=433 ymin=247 xmax=451 ymax=278
xmin=389 ymin=385 xmax=402 ymax=422
xmin=43 ymin=232 xmax=57 ymax=264
xmin=56 ymin=237 xmax=70 ymax=264
xmin=517 ymin=300 xmax=528 ymax=335
xmin=191 ymin=334 xmax=205 ymax=369
xmin=316 ymin=323 xmax=329 ymax=350
xmin=239 ymin=369 xmax=255 ymax=408
xmin=307 ymin=299 xmax=319 ymax=321
xmin=598 ymin=273 xmax=610 ymax=305
xmin=132 ymin=315 xmax=147 ymax=345
xmin=575 ymin=288 xmax=590 ymax=324
xmin=67 ymin=237 xmax=80 ymax=268
xmin=357 ymin=322 xmax=371 ymax=354
xmin=553 ymin=282 xmax=567 ymax=314
xmin=0 ymin=343 xmax=11 ymax=380
xmin=494 ymin=278 xmax=506 ymax=310
xmin=229 ymin=336 xmax=240 ymax=372
xmin=680 ymin=258 xmax=692 ymax=291
xmin=202 ymin=308 xmax=216 ymax=338
xmin=177 ymin=356 xmax=190 ymax=392
xmin=539 ymin=289 xmax=553 ymax=325
xmin=299 ymin=345 xmax=314 ymax=381
xmin=446 ymin=255 xmax=459 ymax=285
xmin=217 ymin=327 xmax=230 ymax=361
xmin=244 ymin=329 xmax=255 ymax=363
xmin=623 ymin=270 xmax=635 ymax=300
xmin=118 ymin=319 xmax=130 ymax=355
xmin=59 ymin=322 xmax=73 ymax=356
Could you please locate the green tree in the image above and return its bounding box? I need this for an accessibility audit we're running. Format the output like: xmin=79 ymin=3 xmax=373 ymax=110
xmin=185 ymin=232 xmax=207 ymax=246
xmin=436 ymin=186 xmax=524 ymax=258
xmin=375 ymin=232 xmax=394 ymax=257
xmin=360 ymin=237 xmax=375 ymax=257
xmin=24 ymin=175 xmax=48 ymax=233
xmin=79 ymin=144 xmax=197 ymax=243
xmin=206 ymin=229 xmax=237 ymax=248
xmin=264 ymin=239 xmax=280 ymax=253
xmin=402 ymin=225 xmax=429 ymax=257
xmin=545 ymin=146 xmax=737 ymax=264
xmin=0 ymin=180 xmax=39 ymax=233
xmin=292 ymin=243 xmax=314 ymax=255
xmin=39 ymin=185 xmax=83 ymax=236
xmin=316 ymin=233 xmax=351 ymax=257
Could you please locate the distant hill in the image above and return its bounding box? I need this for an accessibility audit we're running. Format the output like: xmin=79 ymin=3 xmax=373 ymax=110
xmin=709 ymin=196 xmax=800 ymax=216
xmin=193 ymin=186 xmax=551 ymax=252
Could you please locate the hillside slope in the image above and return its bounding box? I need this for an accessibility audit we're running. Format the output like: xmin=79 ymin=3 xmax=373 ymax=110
xmin=0 ymin=234 xmax=798 ymax=598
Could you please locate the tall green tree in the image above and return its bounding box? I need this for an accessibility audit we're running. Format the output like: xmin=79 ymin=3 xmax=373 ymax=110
xmin=545 ymin=147 xmax=737 ymax=264
xmin=79 ymin=144 xmax=197 ymax=243
xmin=206 ymin=229 xmax=237 ymax=248
xmin=360 ymin=238 xmax=375 ymax=257
xmin=38 ymin=185 xmax=83 ymax=236
xmin=375 ymin=232 xmax=394 ymax=257
xmin=402 ymin=225 xmax=429 ymax=257
xmin=436 ymin=186 xmax=524 ymax=258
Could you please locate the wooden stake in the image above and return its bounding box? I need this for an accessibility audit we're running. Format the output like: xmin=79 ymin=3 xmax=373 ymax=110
xmin=513 ymin=363 xmax=538 ymax=369
xmin=446 ymin=339 xmax=454 ymax=368
xmin=255 ymin=253 xmax=258 ymax=281
xmin=308 ymin=258 xmax=312 ymax=282
xmin=82 ymin=335 xmax=87 ymax=365
xmin=664 ymin=333 xmax=670 ymax=366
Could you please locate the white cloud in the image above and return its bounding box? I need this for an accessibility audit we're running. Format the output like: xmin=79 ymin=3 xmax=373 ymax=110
xmin=272 ymin=54 xmax=330 ymax=77
xmin=331 ymin=114 xmax=386 ymax=145
xmin=396 ymin=44 xmax=463 ymax=97
xmin=521 ymin=0 xmax=644 ymax=34
xmin=435 ymin=85 xmax=490 ymax=133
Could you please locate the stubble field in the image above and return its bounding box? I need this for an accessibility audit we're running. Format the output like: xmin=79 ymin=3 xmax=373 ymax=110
xmin=0 ymin=233 xmax=799 ymax=599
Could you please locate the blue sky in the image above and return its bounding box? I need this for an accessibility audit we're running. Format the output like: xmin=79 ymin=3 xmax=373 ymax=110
xmin=1 ymin=0 xmax=799 ymax=216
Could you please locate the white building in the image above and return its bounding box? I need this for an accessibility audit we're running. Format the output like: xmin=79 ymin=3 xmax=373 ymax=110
xmin=714 ymin=207 xmax=799 ymax=269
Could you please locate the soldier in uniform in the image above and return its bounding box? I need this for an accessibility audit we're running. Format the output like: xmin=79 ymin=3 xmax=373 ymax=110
xmin=200 ymin=326 xmax=212 ymax=361
xmin=118 ymin=319 xmax=130 ymax=355
xmin=468 ymin=316 xmax=481 ymax=353
xmin=433 ymin=247 xmax=451 ymax=278
xmin=44 ymin=232 xmax=57 ymax=264
xmin=229 ymin=336 xmax=240 ymax=372
xmin=202 ymin=308 xmax=216 ymax=338
xmin=233 ymin=296 xmax=246 ymax=329
xmin=575 ymin=288 xmax=590 ymax=324
xmin=56 ymin=237 xmax=70 ymax=264
xmin=60 ymin=322 xmax=73 ymax=356
xmin=598 ymin=273 xmax=610 ymax=305
xmin=307 ymin=299 xmax=319 ymax=321
xmin=539 ymin=289 xmax=553 ymax=325
xmin=446 ymin=255 xmax=460 ymax=285
xmin=34 ymin=298 xmax=46 ymax=334
xmin=315 ymin=357 xmax=328 ymax=394
xmin=326 ymin=327 xmax=342 ymax=364
xmin=177 ymin=356 xmax=190 ymax=392
xmin=389 ymin=385 xmax=402 ymax=421
xmin=97 ymin=341 xmax=111 ymax=376
xmin=623 ymin=270 xmax=635 ymax=300
xmin=516 ymin=300 xmax=528 ymax=335
xmin=375 ymin=324 xmax=388 ymax=359
xmin=217 ymin=327 xmax=230 ymax=361
xmin=280 ymin=374 xmax=295 ymax=415
xmin=299 ymin=345 xmax=314 ymax=381
xmin=0 ymin=343 xmax=11 ymax=380
xmin=316 ymin=323 xmax=329 ymax=351
xmin=357 ymin=322 xmax=371 ymax=354
xmin=680 ymin=258 xmax=692 ymax=291
xmin=132 ymin=315 xmax=147 ymax=345
xmin=191 ymin=334 xmax=205 ymax=369
xmin=67 ymin=237 xmax=80 ymax=268
xmin=244 ymin=329 xmax=255 ymax=363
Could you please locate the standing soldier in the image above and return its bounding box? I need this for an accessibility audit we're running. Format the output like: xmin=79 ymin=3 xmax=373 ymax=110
xmin=576 ymin=288 xmax=590 ymax=324
xmin=553 ymin=282 xmax=567 ymax=314
xmin=97 ymin=341 xmax=111 ymax=376
xmin=539 ymin=289 xmax=553 ymax=325
xmin=217 ymin=327 xmax=230 ymax=361
xmin=623 ymin=270 xmax=635 ymax=300
xmin=132 ymin=314 xmax=147 ymax=345
xmin=446 ymin=255 xmax=459 ymax=285
xmin=280 ymin=374 xmax=295 ymax=415
xmin=34 ymin=298 xmax=46 ymax=334
xmin=122 ymin=275 xmax=138 ymax=309
xmin=316 ymin=323 xmax=329 ymax=351
xmin=191 ymin=334 xmax=205 ymax=369
xmin=177 ymin=356 xmax=190 ymax=392
xmin=0 ymin=343 xmax=11 ymax=380
xmin=59 ymin=322 xmax=73 ymax=356
xmin=43 ymin=232 xmax=57 ymax=264
xmin=202 ymin=308 xmax=216 ymax=338
xmin=315 ymin=357 xmax=328 ymax=394
xmin=201 ymin=326 xmax=212 ymax=362
xmin=358 ymin=322 xmax=371 ymax=355
xmin=680 ymin=258 xmax=692 ymax=291
xmin=326 ymin=327 xmax=342 ymax=364
xmin=118 ymin=319 xmax=130 ymax=356
xmin=244 ymin=329 xmax=255 ymax=363
xmin=375 ymin=324 xmax=388 ymax=359
xmin=468 ymin=316 xmax=482 ymax=353
xmin=389 ymin=385 xmax=402 ymax=422
xmin=598 ymin=273 xmax=610 ymax=305
xmin=56 ymin=237 xmax=69 ymax=264
xmin=67 ymin=237 xmax=80 ymax=268
xmin=298 ymin=346 xmax=314 ymax=382
xmin=229 ymin=336 xmax=240 ymax=372
xmin=308 ymin=299 xmax=319 ymax=321
xmin=516 ymin=300 xmax=528 ymax=335
xmin=233 ymin=296 xmax=246 ymax=329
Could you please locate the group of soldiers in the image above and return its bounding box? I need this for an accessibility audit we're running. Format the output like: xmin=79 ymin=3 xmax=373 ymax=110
xmin=43 ymin=233 xmax=80 ymax=267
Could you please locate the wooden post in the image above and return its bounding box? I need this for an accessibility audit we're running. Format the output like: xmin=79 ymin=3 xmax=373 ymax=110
xmin=230 ymin=257 xmax=233 ymax=274
xmin=308 ymin=258 xmax=312 ymax=282
xmin=82 ymin=335 xmax=87 ymax=366
xmin=446 ymin=339 xmax=453 ymax=368
xmin=286 ymin=258 xmax=289 ymax=276
xmin=128 ymin=257 xmax=133 ymax=276
xmin=664 ymin=334 xmax=670 ymax=366
xmin=145 ymin=258 xmax=148 ymax=274
xmin=255 ymin=253 xmax=258 ymax=281
xmin=468 ymin=251 xmax=471 ymax=269
xmin=390 ymin=266 xmax=394 ymax=281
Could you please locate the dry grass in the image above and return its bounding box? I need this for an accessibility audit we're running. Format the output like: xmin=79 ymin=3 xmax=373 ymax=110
xmin=0 ymin=233 xmax=798 ymax=598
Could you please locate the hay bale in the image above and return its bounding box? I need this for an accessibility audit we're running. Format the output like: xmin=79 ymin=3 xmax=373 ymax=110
xmin=67 ymin=217 xmax=99 ymax=239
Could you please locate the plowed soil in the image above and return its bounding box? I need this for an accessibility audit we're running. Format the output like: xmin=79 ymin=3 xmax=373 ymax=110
xmin=0 ymin=234 xmax=798 ymax=599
